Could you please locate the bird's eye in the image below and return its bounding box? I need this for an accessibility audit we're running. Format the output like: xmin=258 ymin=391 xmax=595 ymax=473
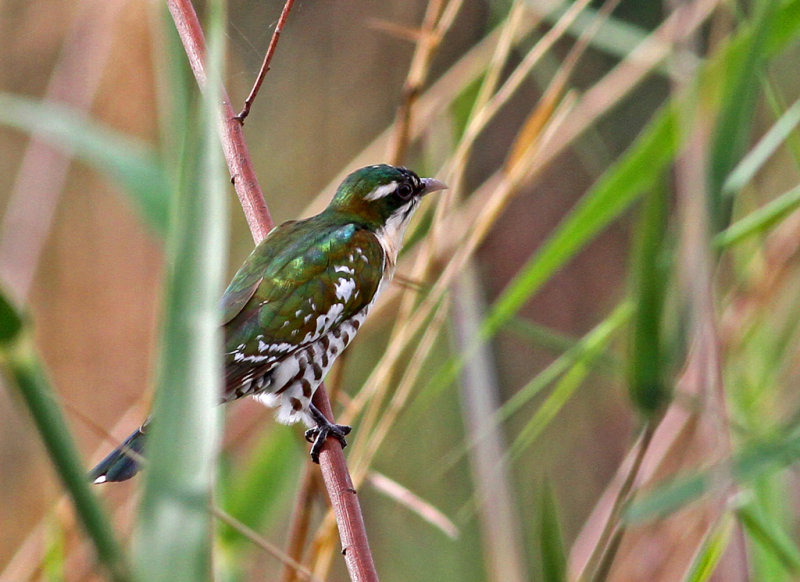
xmin=397 ymin=183 xmax=414 ymax=200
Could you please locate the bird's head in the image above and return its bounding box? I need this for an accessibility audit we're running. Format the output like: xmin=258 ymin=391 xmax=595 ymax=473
xmin=328 ymin=164 xmax=447 ymax=231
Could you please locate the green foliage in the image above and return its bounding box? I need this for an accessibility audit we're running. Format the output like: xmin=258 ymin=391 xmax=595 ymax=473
xmin=43 ymin=517 xmax=66 ymax=582
xmin=737 ymin=501 xmax=800 ymax=575
xmin=626 ymin=431 xmax=800 ymax=523
xmin=538 ymin=481 xmax=567 ymax=582
xmin=132 ymin=2 xmax=228 ymax=581
xmin=707 ymin=0 xmax=778 ymax=233
xmin=0 ymin=292 xmax=130 ymax=581
xmin=722 ymin=97 xmax=800 ymax=197
xmin=420 ymin=101 xmax=679 ymax=411
xmin=507 ymin=303 xmax=631 ymax=459
xmin=682 ymin=518 xmax=732 ymax=582
xmin=0 ymin=287 xmax=23 ymax=345
xmin=715 ymin=184 xmax=800 ymax=248
xmin=450 ymin=75 xmax=485 ymax=143
xmin=480 ymin=104 xmax=677 ymax=344
xmin=628 ymin=182 xmax=671 ymax=416
xmin=219 ymin=428 xmax=299 ymax=547
xmin=5 ymin=0 xmax=800 ymax=580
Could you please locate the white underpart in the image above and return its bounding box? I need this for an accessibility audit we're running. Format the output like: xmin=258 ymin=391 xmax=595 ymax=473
xmin=254 ymin=308 xmax=370 ymax=425
xmin=364 ymin=181 xmax=398 ymax=201
xmin=318 ymin=303 xmax=343 ymax=333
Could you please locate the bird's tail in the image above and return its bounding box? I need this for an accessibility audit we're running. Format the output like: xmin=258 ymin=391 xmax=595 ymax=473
xmin=88 ymin=424 xmax=147 ymax=484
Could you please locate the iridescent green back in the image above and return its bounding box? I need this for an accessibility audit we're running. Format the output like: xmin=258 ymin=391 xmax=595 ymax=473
xmin=221 ymin=214 xmax=384 ymax=395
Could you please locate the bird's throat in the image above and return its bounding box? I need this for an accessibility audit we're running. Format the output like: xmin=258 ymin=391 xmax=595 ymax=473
xmin=373 ymin=202 xmax=418 ymax=271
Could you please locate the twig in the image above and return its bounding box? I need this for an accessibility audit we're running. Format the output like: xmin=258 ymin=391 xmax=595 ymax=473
xmin=590 ymin=527 xmax=626 ymax=582
xmin=367 ymin=472 xmax=459 ymax=539
xmin=233 ymin=0 xmax=296 ymax=123
xmin=310 ymin=388 xmax=379 ymax=581
xmin=579 ymin=421 xmax=657 ymax=582
xmin=165 ymin=2 xmax=379 ymax=580
xmin=281 ymin=321 xmax=350 ymax=579
xmin=392 ymin=273 xmax=428 ymax=293
xmin=387 ymin=0 xmax=463 ymax=165
xmin=366 ymin=18 xmax=425 ymax=42
xmin=167 ymin=0 xmax=273 ymax=242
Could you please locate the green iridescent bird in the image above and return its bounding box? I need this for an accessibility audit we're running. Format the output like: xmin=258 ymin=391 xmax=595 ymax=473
xmin=89 ymin=164 xmax=446 ymax=483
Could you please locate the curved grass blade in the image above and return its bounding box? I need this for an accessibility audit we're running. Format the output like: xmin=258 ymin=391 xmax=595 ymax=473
xmin=708 ymin=0 xmax=779 ymax=233
xmin=0 ymin=93 xmax=169 ymax=236
xmin=682 ymin=517 xmax=733 ymax=582
xmin=0 ymin=291 xmax=130 ymax=581
xmin=501 ymin=301 xmax=631 ymax=424
xmin=625 ymin=431 xmax=800 ymax=523
xmin=723 ymin=96 xmax=800 ymax=196
xmin=437 ymin=301 xmax=631 ymax=475
xmin=714 ymin=184 xmax=800 ymax=249
xmin=736 ymin=502 xmax=800 ymax=575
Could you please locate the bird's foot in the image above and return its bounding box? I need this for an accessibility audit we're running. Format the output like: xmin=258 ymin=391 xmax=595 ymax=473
xmin=305 ymin=403 xmax=351 ymax=463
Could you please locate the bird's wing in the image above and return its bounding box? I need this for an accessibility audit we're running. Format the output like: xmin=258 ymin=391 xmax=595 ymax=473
xmin=220 ymin=220 xmax=299 ymax=326
xmin=222 ymin=221 xmax=385 ymax=397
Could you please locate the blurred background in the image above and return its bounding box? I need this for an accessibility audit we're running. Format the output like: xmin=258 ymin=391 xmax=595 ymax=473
xmin=2 ymin=0 xmax=800 ymax=580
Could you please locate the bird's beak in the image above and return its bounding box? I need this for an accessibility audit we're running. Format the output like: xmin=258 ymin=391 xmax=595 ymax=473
xmin=420 ymin=177 xmax=448 ymax=196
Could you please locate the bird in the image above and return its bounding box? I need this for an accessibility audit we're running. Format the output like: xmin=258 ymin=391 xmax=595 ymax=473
xmin=89 ymin=164 xmax=447 ymax=483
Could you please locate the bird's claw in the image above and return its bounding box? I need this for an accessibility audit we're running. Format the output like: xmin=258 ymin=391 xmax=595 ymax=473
xmin=305 ymin=423 xmax=351 ymax=463
xmin=306 ymin=402 xmax=352 ymax=463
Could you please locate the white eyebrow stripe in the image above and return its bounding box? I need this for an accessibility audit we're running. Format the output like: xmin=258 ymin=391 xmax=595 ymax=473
xmin=364 ymin=181 xmax=398 ymax=201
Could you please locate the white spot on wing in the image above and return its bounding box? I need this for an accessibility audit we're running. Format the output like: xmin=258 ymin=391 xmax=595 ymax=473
xmin=258 ymin=339 xmax=294 ymax=354
xmin=232 ymin=352 xmax=271 ymax=364
xmin=334 ymin=278 xmax=356 ymax=302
